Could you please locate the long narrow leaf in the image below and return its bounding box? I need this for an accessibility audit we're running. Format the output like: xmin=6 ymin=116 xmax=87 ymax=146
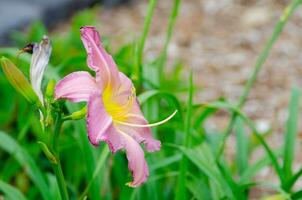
xmin=235 ymin=118 xmax=249 ymax=176
xmin=0 ymin=180 xmax=27 ymax=200
xmin=175 ymin=71 xmax=193 ymax=200
xmin=0 ymin=131 xmax=52 ymax=200
xmin=179 ymin=143 xmax=234 ymax=199
xmin=134 ymin=0 xmax=157 ymax=91
xmin=138 ymin=89 xmax=183 ymax=117
xmin=283 ymin=88 xmax=300 ymax=181
xmin=67 ymin=103 xmax=102 ymax=199
xmin=216 ymin=0 xmax=302 ymax=160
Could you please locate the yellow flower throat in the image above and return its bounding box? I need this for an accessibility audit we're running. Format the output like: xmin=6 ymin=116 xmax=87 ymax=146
xmin=102 ymin=85 xmax=135 ymax=122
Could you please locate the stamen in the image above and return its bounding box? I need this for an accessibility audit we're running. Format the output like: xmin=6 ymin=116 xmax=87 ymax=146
xmin=115 ymin=110 xmax=177 ymax=128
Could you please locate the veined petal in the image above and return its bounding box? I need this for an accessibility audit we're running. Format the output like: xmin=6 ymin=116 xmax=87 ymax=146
xmin=30 ymin=36 xmax=51 ymax=103
xmin=102 ymin=72 xmax=135 ymax=119
xmin=112 ymin=72 xmax=134 ymax=105
xmin=117 ymin=129 xmax=149 ymax=187
xmin=100 ymin=125 xmax=149 ymax=187
xmin=55 ymin=71 xmax=99 ymax=102
xmin=80 ymin=26 xmax=120 ymax=90
xmin=87 ymin=95 xmax=113 ymax=146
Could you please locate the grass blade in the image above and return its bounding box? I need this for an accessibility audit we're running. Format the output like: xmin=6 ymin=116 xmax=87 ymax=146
xmin=187 ymin=173 xmax=211 ymax=200
xmin=79 ymin=146 xmax=110 ymax=200
xmin=283 ymin=88 xmax=300 ymax=182
xmin=134 ymin=0 xmax=157 ymax=91
xmin=285 ymin=167 xmax=302 ymax=190
xmin=67 ymin=104 xmax=102 ymax=200
xmin=235 ymin=118 xmax=249 ymax=176
xmin=175 ymin=71 xmax=193 ymax=200
xmin=0 ymin=131 xmax=52 ymax=200
xmin=240 ymin=149 xmax=282 ymax=183
xmin=149 ymin=154 xmax=181 ymax=171
xmin=138 ymin=89 xmax=183 ymax=117
xmin=0 ymin=180 xmax=27 ymax=200
xmin=158 ymin=0 xmax=181 ymax=83
xmin=197 ymin=101 xmax=284 ymax=183
xmin=178 ymin=143 xmax=234 ymax=199
xmin=216 ymin=0 xmax=302 ymax=159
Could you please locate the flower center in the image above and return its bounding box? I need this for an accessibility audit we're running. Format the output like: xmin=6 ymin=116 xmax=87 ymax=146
xmin=102 ymin=85 xmax=135 ymax=121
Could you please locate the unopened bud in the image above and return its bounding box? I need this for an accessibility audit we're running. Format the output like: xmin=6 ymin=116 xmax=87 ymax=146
xmin=37 ymin=141 xmax=57 ymax=164
xmin=0 ymin=57 xmax=40 ymax=105
xmin=263 ymin=194 xmax=286 ymax=200
xmin=46 ymin=79 xmax=56 ymax=99
xmin=69 ymin=106 xmax=87 ymax=120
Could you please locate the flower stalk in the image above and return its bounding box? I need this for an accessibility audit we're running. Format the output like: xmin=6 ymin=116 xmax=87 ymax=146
xmin=50 ymin=113 xmax=69 ymax=200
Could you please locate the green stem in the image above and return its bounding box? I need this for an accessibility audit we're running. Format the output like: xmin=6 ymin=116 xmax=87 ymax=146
xmin=135 ymin=0 xmax=157 ymax=92
xmin=175 ymin=71 xmax=193 ymax=200
xmin=79 ymin=147 xmax=110 ymax=200
xmin=239 ymin=112 xmax=284 ymax=183
xmin=158 ymin=0 xmax=181 ymax=84
xmin=51 ymin=113 xmax=69 ymax=200
xmin=292 ymin=189 xmax=302 ymax=199
xmin=216 ymin=0 xmax=302 ymax=160
xmin=284 ymin=167 xmax=302 ymax=191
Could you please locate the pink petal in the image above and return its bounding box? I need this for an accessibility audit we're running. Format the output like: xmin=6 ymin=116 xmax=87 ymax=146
xmin=80 ymin=26 xmax=120 ymax=90
xmin=118 ymin=124 xmax=161 ymax=153
xmin=87 ymin=95 xmax=113 ymax=146
xmin=55 ymin=71 xmax=99 ymax=102
xmin=123 ymin=132 xmax=149 ymax=187
xmin=101 ymin=126 xmax=149 ymax=187
xmin=110 ymin=72 xmax=134 ymax=106
xmin=100 ymin=124 xmax=124 ymax=153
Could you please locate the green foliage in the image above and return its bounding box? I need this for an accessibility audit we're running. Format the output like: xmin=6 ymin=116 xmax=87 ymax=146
xmin=0 ymin=180 xmax=27 ymax=200
xmin=1 ymin=0 xmax=302 ymax=199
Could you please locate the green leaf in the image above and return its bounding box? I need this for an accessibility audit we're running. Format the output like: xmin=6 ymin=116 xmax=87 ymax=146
xmin=79 ymin=146 xmax=110 ymax=200
xmin=187 ymin=173 xmax=211 ymax=200
xmin=149 ymin=154 xmax=181 ymax=171
xmin=0 ymin=131 xmax=52 ymax=200
xmin=177 ymin=143 xmax=234 ymax=199
xmin=216 ymin=0 xmax=302 ymax=162
xmin=283 ymin=88 xmax=300 ymax=181
xmin=234 ymin=118 xmax=249 ymax=176
xmin=193 ymin=105 xmax=218 ymax=128
xmin=217 ymin=161 xmax=246 ymax=199
xmin=175 ymin=71 xmax=193 ymax=200
xmin=138 ymin=89 xmax=183 ymax=119
xmin=0 ymin=180 xmax=27 ymax=200
xmin=195 ymin=100 xmax=284 ymax=183
xmin=158 ymin=0 xmax=181 ymax=83
xmin=134 ymin=0 xmax=157 ymax=91
xmin=46 ymin=174 xmax=61 ymax=200
xmin=240 ymin=149 xmax=282 ymax=183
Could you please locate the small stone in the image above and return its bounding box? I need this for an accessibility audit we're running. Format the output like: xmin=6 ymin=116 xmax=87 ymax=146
xmin=241 ymin=7 xmax=272 ymax=27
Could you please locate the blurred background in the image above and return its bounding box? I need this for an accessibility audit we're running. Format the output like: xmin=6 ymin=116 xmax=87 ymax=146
xmin=2 ymin=0 xmax=302 ymax=134
xmin=1 ymin=0 xmax=302 ymax=199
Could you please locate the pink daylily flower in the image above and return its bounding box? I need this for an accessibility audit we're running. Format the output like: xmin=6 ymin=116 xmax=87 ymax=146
xmin=55 ymin=26 xmax=176 ymax=187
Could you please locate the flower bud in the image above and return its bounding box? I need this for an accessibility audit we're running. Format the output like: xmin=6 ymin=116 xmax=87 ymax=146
xmin=69 ymin=106 xmax=87 ymax=120
xmin=1 ymin=57 xmax=40 ymax=105
xmin=37 ymin=141 xmax=57 ymax=164
xmin=46 ymin=79 xmax=56 ymax=99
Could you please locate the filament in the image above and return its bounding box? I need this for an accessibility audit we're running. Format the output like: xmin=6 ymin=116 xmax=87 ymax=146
xmin=115 ymin=110 xmax=177 ymax=128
